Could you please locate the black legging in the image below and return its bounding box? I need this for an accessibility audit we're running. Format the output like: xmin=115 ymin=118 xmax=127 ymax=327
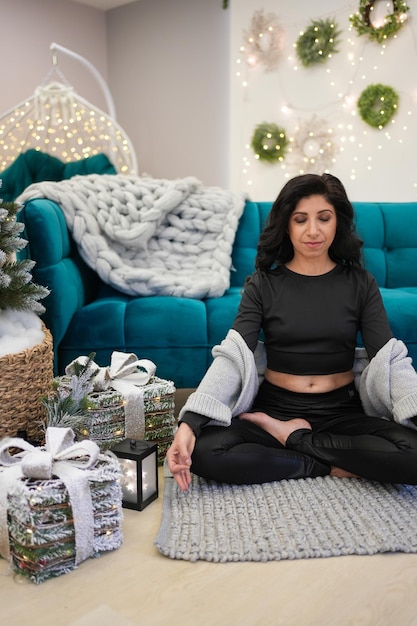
xmin=190 ymin=380 xmax=417 ymax=485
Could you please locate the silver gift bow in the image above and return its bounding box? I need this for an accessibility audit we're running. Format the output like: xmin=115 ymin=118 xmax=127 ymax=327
xmin=0 ymin=427 xmax=100 ymax=564
xmin=65 ymin=351 xmax=157 ymax=438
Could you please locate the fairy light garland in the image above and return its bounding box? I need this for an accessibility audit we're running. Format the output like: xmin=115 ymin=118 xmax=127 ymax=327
xmin=295 ymin=18 xmax=341 ymax=67
xmin=350 ymin=0 xmax=409 ymax=44
xmin=0 ymin=86 xmax=136 ymax=173
xmin=235 ymin=4 xmax=415 ymax=193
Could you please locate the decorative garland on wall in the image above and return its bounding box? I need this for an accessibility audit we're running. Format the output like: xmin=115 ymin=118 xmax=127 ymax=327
xmin=357 ymin=83 xmax=399 ymax=128
xmin=295 ymin=18 xmax=341 ymax=67
xmin=349 ymin=0 xmax=409 ymax=44
xmin=236 ymin=3 xmax=414 ymax=192
xmin=242 ymin=9 xmax=283 ymax=71
xmin=250 ymin=122 xmax=288 ymax=163
xmin=287 ymin=116 xmax=338 ymax=174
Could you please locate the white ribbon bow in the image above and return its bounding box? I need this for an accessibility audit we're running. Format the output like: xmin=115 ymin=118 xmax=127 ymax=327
xmin=65 ymin=352 xmax=157 ymax=438
xmin=0 ymin=428 xmax=100 ymax=565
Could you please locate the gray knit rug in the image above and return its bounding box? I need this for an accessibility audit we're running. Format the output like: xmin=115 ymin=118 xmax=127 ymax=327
xmin=154 ymin=474 xmax=417 ymax=562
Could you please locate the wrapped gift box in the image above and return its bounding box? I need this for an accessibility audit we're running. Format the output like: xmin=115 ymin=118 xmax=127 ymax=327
xmin=0 ymin=428 xmax=123 ymax=584
xmin=56 ymin=354 xmax=177 ymax=463
xmin=75 ymin=377 xmax=176 ymax=463
xmin=140 ymin=376 xmax=176 ymax=465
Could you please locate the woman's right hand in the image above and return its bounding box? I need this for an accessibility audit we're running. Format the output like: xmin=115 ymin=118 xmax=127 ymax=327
xmin=166 ymin=422 xmax=196 ymax=491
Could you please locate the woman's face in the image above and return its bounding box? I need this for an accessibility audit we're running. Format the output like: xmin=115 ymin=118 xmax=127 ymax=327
xmin=287 ymin=194 xmax=337 ymax=262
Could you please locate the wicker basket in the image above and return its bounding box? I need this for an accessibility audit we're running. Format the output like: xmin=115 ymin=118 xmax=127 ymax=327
xmin=0 ymin=323 xmax=54 ymax=443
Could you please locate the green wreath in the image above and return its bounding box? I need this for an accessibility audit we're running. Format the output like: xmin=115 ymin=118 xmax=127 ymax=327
xmin=250 ymin=123 xmax=288 ymax=163
xmin=357 ymin=84 xmax=399 ymax=128
xmin=350 ymin=0 xmax=409 ymax=44
xmin=296 ymin=18 xmax=341 ymax=67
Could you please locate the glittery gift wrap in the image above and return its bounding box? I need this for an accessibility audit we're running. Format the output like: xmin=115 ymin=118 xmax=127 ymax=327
xmin=78 ymin=389 xmax=126 ymax=450
xmin=141 ymin=377 xmax=176 ymax=465
xmin=6 ymin=453 xmax=123 ymax=584
xmin=57 ymin=374 xmax=176 ymax=462
xmin=56 ymin=377 xmax=126 ymax=451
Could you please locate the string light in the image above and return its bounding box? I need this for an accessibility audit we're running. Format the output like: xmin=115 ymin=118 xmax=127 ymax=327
xmin=236 ymin=3 xmax=416 ymax=196
xmin=0 ymin=85 xmax=136 ymax=173
xmin=120 ymin=458 xmax=137 ymax=494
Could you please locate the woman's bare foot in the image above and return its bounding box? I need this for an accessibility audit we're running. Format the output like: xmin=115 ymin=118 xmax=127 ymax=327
xmin=239 ymin=411 xmax=312 ymax=446
xmin=330 ymin=466 xmax=361 ymax=478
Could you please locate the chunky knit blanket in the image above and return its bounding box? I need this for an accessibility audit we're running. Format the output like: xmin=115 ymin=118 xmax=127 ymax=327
xmin=17 ymin=174 xmax=245 ymax=298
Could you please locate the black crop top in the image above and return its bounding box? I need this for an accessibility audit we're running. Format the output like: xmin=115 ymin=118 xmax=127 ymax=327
xmin=231 ymin=265 xmax=393 ymax=376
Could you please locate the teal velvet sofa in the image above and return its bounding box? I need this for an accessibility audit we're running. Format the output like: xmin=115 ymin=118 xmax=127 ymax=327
xmin=18 ymin=198 xmax=417 ymax=388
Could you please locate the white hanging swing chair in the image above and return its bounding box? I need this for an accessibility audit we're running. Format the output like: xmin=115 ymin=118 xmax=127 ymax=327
xmin=0 ymin=43 xmax=137 ymax=174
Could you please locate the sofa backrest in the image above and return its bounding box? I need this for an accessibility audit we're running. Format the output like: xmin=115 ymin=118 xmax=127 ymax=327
xmin=230 ymin=201 xmax=271 ymax=287
xmin=231 ymin=200 xmax=417 ymax=289
xmin=354 ymin=202 xmax=417 ymax=288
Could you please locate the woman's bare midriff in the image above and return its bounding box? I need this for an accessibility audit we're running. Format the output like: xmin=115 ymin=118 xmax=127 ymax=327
xmin=265 ymin=368 xmax=354 ymax=393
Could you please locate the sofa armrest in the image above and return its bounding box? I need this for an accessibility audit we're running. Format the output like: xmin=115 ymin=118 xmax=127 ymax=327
xmin=18 ymin=198 xmax=100 ymax=356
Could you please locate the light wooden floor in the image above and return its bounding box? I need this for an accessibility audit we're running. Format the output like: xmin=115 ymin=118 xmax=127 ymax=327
xmin=2 ymin=465 xmax=417 ymax=626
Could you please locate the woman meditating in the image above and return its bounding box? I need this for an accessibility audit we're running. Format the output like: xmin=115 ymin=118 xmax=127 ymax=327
xmin=166 ymin=173 xmax=417 ymax=491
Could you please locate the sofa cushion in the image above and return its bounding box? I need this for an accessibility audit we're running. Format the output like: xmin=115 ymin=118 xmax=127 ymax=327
xmin=380 ymin=288 xmax=417 ymax=342
xmin=206 ymin=287 xmax=242 ymax=347
xmin=231 ymin=201 xmax=271 ymax=286
xmin=353 ymin=202 xmax=387 ymax=287
xmin=353 ymin=202 xmax=417 ymax=289
xmin=59 ymin=287 xmax=211 ymax=388
xmin=382 ymin=203 xmax=417 ymax=288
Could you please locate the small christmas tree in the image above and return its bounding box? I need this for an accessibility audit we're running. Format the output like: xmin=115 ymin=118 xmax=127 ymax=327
xmin=0 ymin=196 xmax=49 ymax=313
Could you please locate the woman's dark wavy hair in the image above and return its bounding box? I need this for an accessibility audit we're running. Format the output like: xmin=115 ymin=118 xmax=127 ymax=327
xmin=256 ymin=173 xmax=364 ymax=271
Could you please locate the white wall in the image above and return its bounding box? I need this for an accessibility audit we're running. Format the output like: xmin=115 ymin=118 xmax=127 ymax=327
xmin=0 ymin=0 xmax=108 ymax=116
xmin=229 ymin=0 xmax=417 ymax=201
xmin=107 ymin=0 xmax=230 ymax=187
